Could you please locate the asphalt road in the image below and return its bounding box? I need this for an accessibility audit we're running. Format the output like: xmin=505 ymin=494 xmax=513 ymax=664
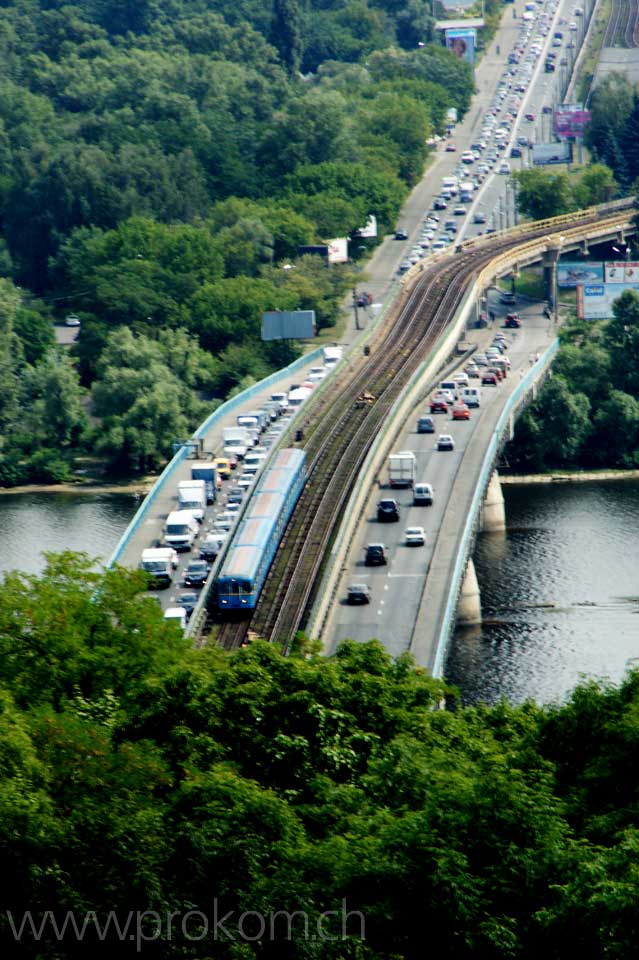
xmin=324 ymin=297 xmax=556 ymax=658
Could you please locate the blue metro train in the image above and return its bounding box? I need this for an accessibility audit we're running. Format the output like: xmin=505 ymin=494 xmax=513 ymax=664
xmin=216 ymin=447 xmax=307 ymax=610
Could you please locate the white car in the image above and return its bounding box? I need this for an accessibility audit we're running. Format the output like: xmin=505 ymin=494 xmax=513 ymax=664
xmin=437 ymin=434 xmax=455 ymax=451
xmin=461 ymin=151 xmax=475 ymax=164
xmin=498 ymin=161 xmax=511 ymax=175
xmin=405 ymin=526 xmax=426 ymax=546
xmin=65 ymin=315 xmax=81 ymax=327
xmin=308 ymin=366 xmax=327 ymax=382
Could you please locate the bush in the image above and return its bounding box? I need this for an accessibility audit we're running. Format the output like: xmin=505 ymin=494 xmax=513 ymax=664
xmin=25 ymin=450 xmax=74 ymax=484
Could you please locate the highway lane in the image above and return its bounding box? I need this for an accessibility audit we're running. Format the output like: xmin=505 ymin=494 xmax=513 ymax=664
xmin=325 ymin=298 xmax=555 ymax=657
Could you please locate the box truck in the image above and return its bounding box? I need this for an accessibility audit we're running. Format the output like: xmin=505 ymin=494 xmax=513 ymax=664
xmin=223 ymin=426 xmax=252 ymax=460
xmin=388 ymin=451 xmax=417 ymax=488
xmin=323 ymin=346 xmax=343 ymax=369
xmin=177 ymin=479 xmax=207 ymax=521
xmin=190 ymin=463 xmax=217 ymax=503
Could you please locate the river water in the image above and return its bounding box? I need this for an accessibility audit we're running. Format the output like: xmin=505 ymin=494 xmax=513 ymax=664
xmin=2 ymin=483 xmax=639 ymax=706
xmin=0 ymin=492 xmax=137 ymax=577
xmin=446 ymin=479 xmax=639 ymax=706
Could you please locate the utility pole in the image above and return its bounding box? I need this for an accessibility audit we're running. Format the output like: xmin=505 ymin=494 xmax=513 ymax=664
xmin=352 ymin=289 xmax=361 ymax=331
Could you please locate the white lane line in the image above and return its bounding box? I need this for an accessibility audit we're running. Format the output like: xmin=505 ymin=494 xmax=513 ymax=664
xmin=387 ymin=573 xmax=425 ymax=578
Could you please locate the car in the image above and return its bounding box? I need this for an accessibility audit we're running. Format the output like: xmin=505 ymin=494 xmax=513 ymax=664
xmin=452 ymin=402 xmax=470 ymax=421
xmin=500 ymin=290 xmax=517 ymax=305
xmin=430 ymin=397 xmax=449 ymax=414
xmin=417 ymin=415 xmax=436 ymax=433
xmin=419 ymin=239 xmax=431 ymax=250
xmin=64 ymin=314 xmax=81 ymax=327
xmin=356 ymin=292 xmax=372 ymax=307
xmin=444 ymin=220 xmax=457 ymax=233
xmin=437 ymin=434 xmax=455 ymax=451
xmin=505 ymin=312 xmax=521 ymax=328
xmin=445 ymin=142 xmax=457 ymax=151
xmin=394 ymin=228 xmax=408 ymax=240
xmin=498 ymin=161 xmax=511 ymax=174
xmin=426 ymin=213 xmax=440 ymax=223
xmin=517 ymin=135 xmax=529 ymax=147
xmin=405 ymin=526 xmax=426 ymax=546
xmin=175 ymin=592 xmax=199 ymax=619
xmin=511 ymin=147 xmax=522 ymax=158
xmin=199 ymin=533 xmax=227 ymax=560
xmin=461 ymin=151 xmax=475 ymax=164
xmin=237 ymin=472 xmax=255 ymax=489
xmin=377 ymin=499 xmax=400 ymax=522
xmin=433 ymin=197 xmax=448 ymax=210
xmin=453 ymin=205 xmax=466 ymax=216
xmin=431 ymin=240 xmax=448 ymax=252
xmin=365 ymin=543 xmax=387 ymax=566
xmin=482 ymin=371 xmax=499 ymax=386
xmin=473 ymin=211 xmax=487 ymax=224
xmin=473 ymin=353 xmax=488 ymax=366
xmin=542 ymin=104 xmax=553 ymax=114
xmin=347 ymin=583 xmax=371 ymax=604
xmin=183 ymin=560 xmax=210 ymax=588
xmin=465 ymin=363 xmax=480 ymax=378
xmin=398 ymin=259 xmax=412 ymax=274
xmin=487 ymin=366 xmax=505 ymax=381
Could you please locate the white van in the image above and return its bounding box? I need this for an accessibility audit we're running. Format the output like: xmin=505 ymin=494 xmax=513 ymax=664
xmin=164 ymin=510 xmax=199 ymax=551
xmin=164 ymin=607 xmax=188 ymax=631
xmin=413 ymin=483 xmax=434 ymax=506
xmin=441 ymin=176 xmax=458 ymax=194
xmin=439 ymin=379 xmax=460 ymax=400
xmin=244 ymin=450 xmax=268 ymax=469
xmin=462 ymin=386 xmax=481 ymax=408
xmin=287 ymin=387 xmax=312 ymax=408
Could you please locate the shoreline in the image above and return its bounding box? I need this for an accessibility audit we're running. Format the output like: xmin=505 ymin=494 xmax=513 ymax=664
xmin=500 ymin=469 xmax=639 ymax=485
xmin=0 ymin=480 xmax=155 ymax=496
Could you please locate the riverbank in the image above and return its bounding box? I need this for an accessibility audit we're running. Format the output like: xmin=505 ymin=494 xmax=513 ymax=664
xmin=0 ymin=479 xmax=155 ymax=496
xmin=501 ymin=469 xmax=639 ymax=484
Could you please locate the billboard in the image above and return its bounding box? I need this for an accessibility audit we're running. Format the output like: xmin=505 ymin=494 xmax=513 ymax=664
xmin=261 ymin=310 xmax=316 ymax=341
xmin=553 ymin=105 xmax=591 ymax=138
xmin=576 ymin=283 xmax=639 ymax=320
xmin=327 ymin=237 xmax=348 ymax=263
xmin=354 ymin=215 xmax=378 ymax=239
xmin=445 ymin=28 xmax=476 ymax=65
xmin=532 ymin=141 xmax=572 ymax=166
xmin=557 ymin=261 xmax=604 ymax=288
xmin=605 ymin=261 xmax=639 ymax=283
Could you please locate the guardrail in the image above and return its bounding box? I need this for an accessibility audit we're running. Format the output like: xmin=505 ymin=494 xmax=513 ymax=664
xmin=430 ymin=338 xmax=559 ymax=678
xmin=108 ymin=346 xmax=324 ymax=569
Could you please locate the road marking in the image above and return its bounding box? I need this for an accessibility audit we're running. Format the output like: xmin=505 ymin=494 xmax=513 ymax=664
xmin=387 ymin=573 xmax=424 ymax=578
xmin=384 ymin=583 xmax=389 ymax=590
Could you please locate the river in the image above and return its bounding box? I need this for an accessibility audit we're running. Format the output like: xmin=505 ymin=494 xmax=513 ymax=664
xmin=446 ymin=479 xmax=639 ymax=706
xmin=0 ymin=492 xmax=137 ymax=577
xmin=2 ymin=483 xmax=639 ymax=706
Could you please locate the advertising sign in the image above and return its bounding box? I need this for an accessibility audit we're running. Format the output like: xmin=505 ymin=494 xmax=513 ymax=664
xmin=327 ymin=237 xmax=348 ymax=263
xmin=262 ymin=310 xmax=316 ymax=341
xmin=445 ymin=28 xmax=476 ymax=65
xmin=355 ymin=215 xmax=378 ymax=239
xmin=557 ymin=261 xmax=604 ymax=288
xmin=532 ymin=141 xmax=572 ymax=166
xmin=576 ymin=282 xmax=639 ymax=320
xmin=604 ymin=261 xmax=639 ymax=282
xmin=553 ymin=105 xmax=591 ymax=138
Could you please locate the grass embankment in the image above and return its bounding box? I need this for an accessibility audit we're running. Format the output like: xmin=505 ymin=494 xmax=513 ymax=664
xmin=576 ymin=0 xmax=612 ymax=102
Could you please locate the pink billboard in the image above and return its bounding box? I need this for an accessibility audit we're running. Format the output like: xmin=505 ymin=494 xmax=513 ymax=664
xmin=553 ymin=106 xmax=591 ymax=138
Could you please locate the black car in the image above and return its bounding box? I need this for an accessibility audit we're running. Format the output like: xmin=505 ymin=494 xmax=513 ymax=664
xmin=365 ymin=543 xmax=387 ymax=566
xmin=417 ymin=415 xmax=435 ymax=434
xmin=377 ymin=499 xmax=400 ymax=522
xmin=510 ymin=147 xmax=522 ymax=158
xmin=184 ymin=560 xmax=210 ymax=587
xmin=395 ymin=228 xmax=408 ymax=240
xmin=176 ymin=592 xmax=199 ymax=619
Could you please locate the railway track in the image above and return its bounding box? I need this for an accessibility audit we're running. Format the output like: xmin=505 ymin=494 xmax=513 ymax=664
xmin=602 ymin=0 xmax=639 ymax=47
xmin=216 ymin=202 xmax=634 ymax=652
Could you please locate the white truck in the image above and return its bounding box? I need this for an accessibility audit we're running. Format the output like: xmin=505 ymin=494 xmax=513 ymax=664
xmin=177 ymin=479 xmax=207 ymax=521
xmin=323 ymin=345 xmax=343 ymax=369
xmin=223 ymin=426 xmax=252 ymax=460
xmin=139 ymin=547 xmax=179 ymax=588
xmin=388 ymin=451 xmax=417 ymax=488
xmin=164 ymin=510 xmax=199 ymax=551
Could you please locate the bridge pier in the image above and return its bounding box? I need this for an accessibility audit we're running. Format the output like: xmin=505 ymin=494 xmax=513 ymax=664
xmin=458 ymin=558 xmax=481 ymax=625
xmin=542 ymin=247 xmax=560 ymax=312
xmin=480 ymin=470 xmax=505 ymax=532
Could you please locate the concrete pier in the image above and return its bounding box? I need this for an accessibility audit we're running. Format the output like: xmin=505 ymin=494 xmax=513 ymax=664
xmin=457 ymin=558 xmax=482 ymax=625
xmin=480 ymin=470 xmax=506 ymax=532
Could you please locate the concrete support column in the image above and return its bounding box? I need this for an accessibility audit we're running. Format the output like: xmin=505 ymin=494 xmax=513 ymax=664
xmin=542 ymin=247 xmax=560 ymax=308
xmin=457 ymin=558 xmax=481 ymax=626
xmin=480 ymin=470 xmax=506 ymax=532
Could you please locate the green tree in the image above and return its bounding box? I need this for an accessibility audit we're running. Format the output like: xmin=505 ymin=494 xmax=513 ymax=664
xmin=22 ymin=351 xmax=88 ymax=450
xmin=270 ymin=0 xmax=303 ymax=75
xmin=572 ymin=163 xmax=617 ymax=207
xmin=513 ymin=168 xmax=574 ymax=220
xmin=591 ymin=390 xmax=639 ymax=467
xmin=602 ymin=289 xmax=639 ymax=396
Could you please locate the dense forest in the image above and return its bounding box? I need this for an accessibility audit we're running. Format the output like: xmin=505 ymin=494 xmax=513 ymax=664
xmin=0 ymin=0 xmax=476 ymax=482
xmin=585 ymin=73 xmax=639 ymax=190
xmin=505 ymin=288 xmax=639 ymax=471
xmin=2 ymin=555 xmax=639 ymax=958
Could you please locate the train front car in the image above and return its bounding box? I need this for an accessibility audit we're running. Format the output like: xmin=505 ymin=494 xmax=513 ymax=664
xmin=217 ymin=448 xmax=306 ymax=611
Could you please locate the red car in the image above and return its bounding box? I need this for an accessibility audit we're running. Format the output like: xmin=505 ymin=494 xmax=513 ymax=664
xmin=505 ymin=313 xmax=521 ymax=328
xmin=525 ymin=112 xmax=535 ymax=121
xmin=487 ymin=366 xmax=504 ymax=381
xmin=482 ymin=371 xmax=498 ymax=386
xmin=452 ymin=403 xmax=470 ymax=421
xmin=430 ymin=398 xmax=449 ymax=414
